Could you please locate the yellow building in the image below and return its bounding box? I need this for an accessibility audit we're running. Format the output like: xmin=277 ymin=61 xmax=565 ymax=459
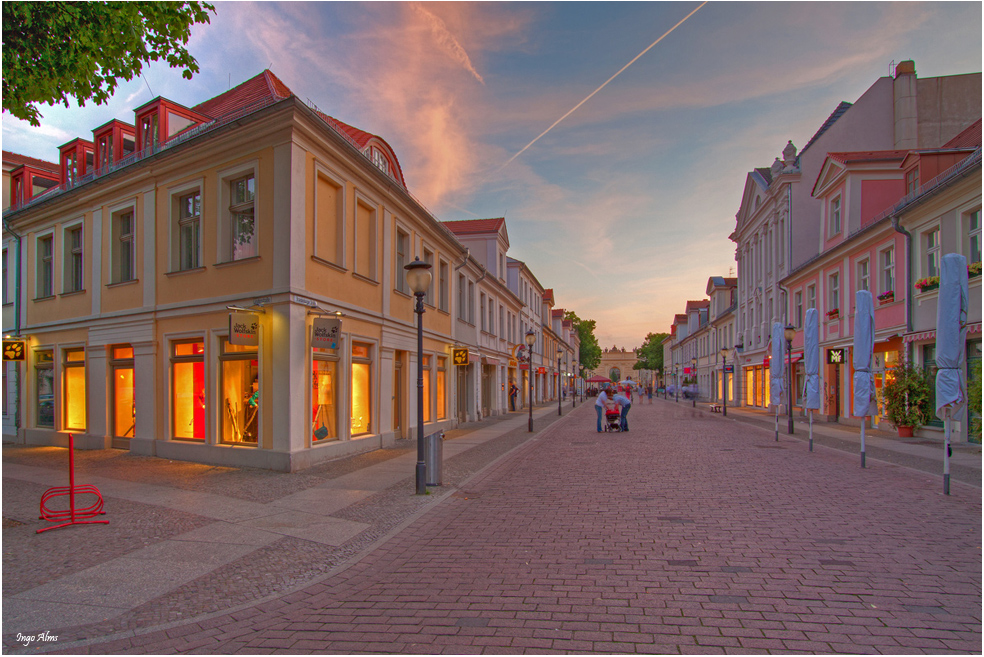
xmin=1 ymin=71 xmax=579 ymax=470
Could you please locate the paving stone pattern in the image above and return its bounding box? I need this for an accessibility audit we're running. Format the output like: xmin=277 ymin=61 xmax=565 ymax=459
xmin=56 ymin=400 xmax=981 ymax=654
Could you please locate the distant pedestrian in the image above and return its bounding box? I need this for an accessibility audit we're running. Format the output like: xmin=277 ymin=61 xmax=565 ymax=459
xmin=647 ymin=386 xmax=653 ymax=404
xmin=612 ymin=391 xmax=632 ymax=432
xmin=595 ymin=387 xmax=612 ymax=432
xmin=509 ymin=382 xmax=519 ymax=411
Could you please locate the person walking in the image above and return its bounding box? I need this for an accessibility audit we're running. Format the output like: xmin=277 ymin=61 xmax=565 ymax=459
xmin=595 ymin=387 xmax=612 ymax=433
xmin=612 ymin=390 xmax=632 ymax=432
xmin=647 ymin=385 xmax=653 ymax=404
xmin=509 ymin=381 xmax=519 ymax=412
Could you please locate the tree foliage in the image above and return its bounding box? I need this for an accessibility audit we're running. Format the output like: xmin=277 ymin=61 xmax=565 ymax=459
xmin=564 ymin=310 xmax=602 ymax=371
xmin=3 ymin=1 xmax=215 ymax=126
xmin=634 ymin=332 xmax=669 ymax=373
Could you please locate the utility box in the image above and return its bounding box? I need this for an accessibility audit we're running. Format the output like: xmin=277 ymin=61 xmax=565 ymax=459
xmin=424 ymin=431 xmax=444 ymax=486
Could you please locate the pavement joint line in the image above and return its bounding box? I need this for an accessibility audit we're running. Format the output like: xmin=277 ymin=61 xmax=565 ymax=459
xmin=9 ymin=403 xmax=578 ymax=655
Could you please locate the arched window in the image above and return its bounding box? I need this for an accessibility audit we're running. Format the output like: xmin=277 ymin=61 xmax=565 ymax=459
xmin=609 ymin=367 xmax=621 ymax=382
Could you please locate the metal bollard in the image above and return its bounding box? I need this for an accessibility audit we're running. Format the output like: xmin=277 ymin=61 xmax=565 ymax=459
xmin=424 ymin=430 xmax=444 ymax=486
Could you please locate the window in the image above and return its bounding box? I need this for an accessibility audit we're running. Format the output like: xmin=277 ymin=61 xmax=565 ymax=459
xmin=351 ymin=342 xmax=373 ymax=435
xmin=794 ymin=291 xmax=802 ymax=328
xmin=64 ymin=151 xmax=78 ymax=185
xmin=177 ymin=190 xmax=201 ymax=271
xmin=370 ymin=146 xmax=389 ymax=175
xmin=489 ymin=300 xmax=495 ymax=335
xmin=906 ymin=167 xmax=919 ymax=194
xmin=113 ymin=209 xmax=135 ymax=283
xmin=437 ymin=356 xmax=447 ymax=420
xmin=354 ymin=197 xmax=377 ymax=280
xmin=312 ymin=342 xmax=339 ymax=443
xmin=422 ymin=354 xmax=432 ymax=423
xmin=2 ymin=248 xmax=7 ymax=304
xmin=140 ymin=113 xmax=159 ymax=150
xmin=97 ymin=134 xmax=113 ymax=171
xmin=64 ymin=225 xmax=84 ymax=293
xmin=480 ymin=294 xmax=487 ymax=331
xmin=457 ymin=274 xmax=467 ymax=321
xmin=439 ymin=260 xmax=448 ymax=312
xmin=111 ymin=346 xmax=135 ymax=439
xmin=395 ymin=229 xmax=409 ymax=294
xmin=967 ymin=209 xmax=981 ymax=264
xmin=857 ymin=258 xmax=869 ymax=293
xmin=229 ymin=174 xmax=256 ymax=261
xmin=171 ymin=340 xmax=205 ymax=440
xmin=881 ymin=248 xmax=895 ymax=293
xmin=37 ymin=234 xmax=53 ymax=298
xmin=828 ymin=272 xmax=840 ymax=311
xmin=467 ymin=281 xmax=474 ymax=323
xmin=315 ymin=167 xmax=345 ymax=266
xmin=63 ymin=348 xmax=86 ymax=431
xmin=807 ymin=284 xmax=816 ymax=310
xmin=423 ymin=248 xmax=434 ymax=304
xmin=35 ymin=350 xmax=54 ymax=428
xmin=220 ymin=338 xmax=259 ymax=444
xmin=828 ymin=197 xmax=841 ymax=236
xmin=925 ymin=228 xmax=940 ymax=278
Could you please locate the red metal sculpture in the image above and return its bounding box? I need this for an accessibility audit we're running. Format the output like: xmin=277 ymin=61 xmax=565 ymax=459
xmin=37 ymin=434 xmax=108 ymax=533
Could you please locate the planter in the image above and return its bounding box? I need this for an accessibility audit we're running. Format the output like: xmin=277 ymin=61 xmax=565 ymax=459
xmin=878 ymin=295 xmax=894 ymax=305
xmin=916 ymin=283 xmax=939 ymax=293
xmin=825 ymin=311 xmax=840 ymax=320
xmin=897 ymin=426 xmax=914 ymax=438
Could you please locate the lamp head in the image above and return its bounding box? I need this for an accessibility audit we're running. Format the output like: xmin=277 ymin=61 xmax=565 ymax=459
xmin=525 ymin=330 xmax=536 ymax=347
xmin=691 ymin=357 xmax=697 ymax=367
xmin=719 ymin=346 xmax=728 ymax=359
xmin=404 ymin=257 xmax=432 ymax=295
xmin=784 ymin=324 xmax=796 ymax=343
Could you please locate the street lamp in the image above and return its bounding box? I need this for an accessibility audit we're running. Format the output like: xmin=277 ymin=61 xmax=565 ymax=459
xmin=784 ymin=324 xmax=796 ymax=435
xmin=674 ymin=364 xmax=679 ymax=403
xmin=719 ymin=347 xmax=729 ymax=417
xmin=691 ymin=357 xmax=698 ymax=407
xmin=405 ymin=257 xmax=432 ymax=495
xmin=557 ymin=347 xmax=564 ymax=416
xmin=525 ymin=330 xmax=536 ymax=431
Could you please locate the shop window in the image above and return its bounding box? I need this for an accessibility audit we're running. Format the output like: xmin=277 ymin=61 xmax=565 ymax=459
xmin=37 ymin=234 xmax=54 ymax=298
xmin=312 ymin=344 xmax=339 ymax=442
xmin=422 ymin=355 xmax=432 ymax=423
xmin=111 ymin=346 xmax=135 ymax=438
xmin=35 ymin=350 xmax=54 ymax=428
xmin=64 ymin=225 xmax=84 ymax=293
xmin=171 ymin=340 xmax=205 ymax=440
xmin=437 ymin=356 xmax=447 ymax=420
xmin=220 ymin=339 xmax=259 ymax=444
xmin=112 ymin=209 xmax=136 ymax=283
xmin=63 ymin=348 xmax=86 ymax=431
xmin=351 ymin=342 xmax=373 ymax=435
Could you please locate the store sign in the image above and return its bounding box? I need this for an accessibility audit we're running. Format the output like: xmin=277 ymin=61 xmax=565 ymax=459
xmin=724 ymin=364 xmax=734 ymax=373
xmin=827 ymin=348 xmax=846 ymax=364
xmin=311 ymin=317 xmax=341 ymax=350
xmin=452 ymin=348 xmax=469 ymax=366
xmin=3 ymin=340 xmax=26 ymax=361
xmin=229 ymin=312 xmax=259 ymax=346
xmin=537 ymin=367 xmax=546 ymax=374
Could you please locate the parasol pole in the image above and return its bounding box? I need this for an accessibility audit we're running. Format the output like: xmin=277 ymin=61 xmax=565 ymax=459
xmin=943 ymin=407 xmax=951 ymax=495
xmin=775 ymin=405 xmax=779 ymax=442
xmin=860 ymin=416 xmax=866 ymax=468
xmin=809 ymin=409 xmax=813 ymax=452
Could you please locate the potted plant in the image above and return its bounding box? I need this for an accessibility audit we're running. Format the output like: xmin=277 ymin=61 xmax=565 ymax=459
xmin=825 ymin=308 xmax=840 ymax=319
xmin=877 ymin=290 xmax=894 ymax=304
xmin=969 ymin=261 xmax=982 ymax=279
xmin=882 ymin=356 xmax=933 ymax=437
xmin=914 ymin=275 xmax=940 ymax=293
xmin=969 ymin=375 xmax=982 ymax=444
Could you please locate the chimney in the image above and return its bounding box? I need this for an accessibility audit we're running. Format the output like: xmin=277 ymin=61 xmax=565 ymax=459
xmin=893 ymin=60 xmax=918 ymax=150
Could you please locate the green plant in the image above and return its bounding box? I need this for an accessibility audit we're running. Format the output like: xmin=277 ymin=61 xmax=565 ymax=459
xmin=969 ymin=373 xmax=982 ymax=444
xmin=882 ymin=356 xmax=933 ymax=430
xmin=915 ymin=275 xmax=940 ymax=291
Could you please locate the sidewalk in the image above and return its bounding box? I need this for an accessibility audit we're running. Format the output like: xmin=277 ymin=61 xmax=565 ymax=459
xmin=653 ymin=395 xmax=982 ymax=488
xmin=2 ymin=402 xmax=575 ymax=653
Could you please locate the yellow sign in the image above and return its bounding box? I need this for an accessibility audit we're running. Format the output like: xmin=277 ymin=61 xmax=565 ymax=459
xmin=3 ymin=340 xmax=26 ymax=361
xmin=452 ymin=348 xmax=469 ymax=366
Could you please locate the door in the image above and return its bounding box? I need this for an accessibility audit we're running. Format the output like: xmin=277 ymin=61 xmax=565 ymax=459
xmin=393 ymin=354 xmax=403 ymax=438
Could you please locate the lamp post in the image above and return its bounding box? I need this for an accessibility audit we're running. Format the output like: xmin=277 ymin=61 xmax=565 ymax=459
xmin=556 ymin=348 xmax=563 ymax=416
xmin=784 ymin=324 xmax=796 ymax=435
xmin=719 ymin=347 xmax=729 ymax=417
xmin=405 ymin=257 xmax=432 ymax=495
xmin=691 ymin=357 xmax=697 ymax=408
xmin=674 ymin=365 xmax=679 ymax=403
xmin=525 ymin=330 xmax=536 ymax=431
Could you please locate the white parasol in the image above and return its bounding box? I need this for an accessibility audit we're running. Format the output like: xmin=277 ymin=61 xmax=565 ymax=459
xmin=853 ymin=289 xmax=875 ymax=468
xmin=935 ymin=253 xmax=969 ymax=495
xmin=770 ymin=322 xmax=785 ymax=441
xmin=803 ymin=307 xmax=821 ymax=451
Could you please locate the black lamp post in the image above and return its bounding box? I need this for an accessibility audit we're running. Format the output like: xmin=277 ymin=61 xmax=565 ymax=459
xmin=405 ymin=257 xmax=433 ymax=495
xmin=526 ymin=330 xmax=536 ymax=431
xmin=784 ymin=324 xmax=796 ymax=435
xmin=675 ymin=365 xmax=679 ymax=403
xmin=557 ymin=348 xmax=563 ymax=416
xmin=719 ymin=347 xmax=729 ymax=417
xmin=691 ymin=357 xmax=697 ymax=408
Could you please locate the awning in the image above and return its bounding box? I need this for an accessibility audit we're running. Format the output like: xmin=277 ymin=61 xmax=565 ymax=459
xmin=904 ymin=322 xmax=982 ymax=343
xmin=482 ymin=356 xmax=500 ymax=365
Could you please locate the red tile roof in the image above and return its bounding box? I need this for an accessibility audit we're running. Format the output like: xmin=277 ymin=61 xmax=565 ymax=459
xmin=552 ymin=309 xmax=565 ymax=318
xmin=943 ymin=119 xmax=982 ymax=148
xmin=3 ymin=150 xmax=58 ymax=172
xmin=685 ymin=300 xmax=709 ymax=311
xmin=443 ymin=218 xmax=506 ymax=235
xmin=827 ymin=150 xmax=910 ymax=164
xmin=194 ymin=70 xmax=293 ymax=118
xmin=543 ymin=289 xmax=554 ymax=302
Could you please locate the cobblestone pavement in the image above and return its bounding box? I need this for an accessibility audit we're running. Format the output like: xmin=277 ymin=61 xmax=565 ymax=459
xmin=31 ymin=397 xmax=980 ymax=655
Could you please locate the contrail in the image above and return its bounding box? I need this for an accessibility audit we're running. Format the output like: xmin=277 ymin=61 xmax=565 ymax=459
xmin=498 ymin=1 xmax=707 ymax=172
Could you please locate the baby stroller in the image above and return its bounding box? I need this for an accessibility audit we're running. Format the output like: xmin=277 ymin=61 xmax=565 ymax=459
xmin=604 ymin=408 xmax=622 ymax=432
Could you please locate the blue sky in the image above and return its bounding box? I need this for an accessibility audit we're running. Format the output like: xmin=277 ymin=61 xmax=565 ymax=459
xmin=3 ymin=1 xmax=981 ymax=347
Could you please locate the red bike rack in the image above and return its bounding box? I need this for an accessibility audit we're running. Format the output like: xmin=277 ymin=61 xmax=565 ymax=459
xmin=37 ymin=434 xmax=109 ymax=533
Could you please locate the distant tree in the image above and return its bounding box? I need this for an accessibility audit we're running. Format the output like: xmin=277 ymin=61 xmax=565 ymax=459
xmin=634 ymin=332 xmax=669 ymax=373
xmin=564 ymin=310 xmax=602 ymax=371
xmin=3 ymin=1 xmax=215 ymax=126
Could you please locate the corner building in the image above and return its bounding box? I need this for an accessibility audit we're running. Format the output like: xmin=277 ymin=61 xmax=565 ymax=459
xmin=3 ymin=71 xmax=581 ymax=471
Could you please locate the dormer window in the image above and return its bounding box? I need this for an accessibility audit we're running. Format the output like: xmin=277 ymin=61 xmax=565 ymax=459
xmin=906 ymin=167 xmax=920 ymax=194
xmin=140 ymin=113 xmax=159 ymax=151
xmin=97 ymin=133 xmax=113 ymax=170
xmin=370 ymin=147 xmax=389 ymax=175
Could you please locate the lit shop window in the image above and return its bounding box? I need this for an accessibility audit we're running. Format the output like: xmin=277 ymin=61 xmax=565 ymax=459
xmin=351 ymin=342 xmax=373 ymax=435
xmin=63 ymin=348 xmax=86 ymax=431
xmin=312 ymin=344 xmax=338 ymax=442
xmin=111 ymin=346 xmax=135 ymax=439
xmin=172 ymin=340 xmax=205 ymax=441
xmin=220 ymin=339 xmax=259 ymax=444
xmin=36 ymin=350 xmax=54 ymax=428
xmin=422 ymin=355 xmax=432 ymax=423
xmin=437 ymin=356 xmax=447 ymax=420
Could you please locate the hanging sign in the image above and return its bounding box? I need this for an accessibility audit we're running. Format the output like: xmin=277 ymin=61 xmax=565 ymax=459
xmin=3 ymin=340 xmax=26 ymax=361
xmin=724 ymin=364 xmax=734 ymax=373
xmin=311 ymin=317 xmax=341 ymax=350
xmin=537 ymin=367 xmax=546 ymax=374
xmin=827 ymin=348 xmax=846 ymax=364
xmin=452 ymin=348 xmax=469 ymax=366
xmin=229 ymin=312 xmax=259 ymax=346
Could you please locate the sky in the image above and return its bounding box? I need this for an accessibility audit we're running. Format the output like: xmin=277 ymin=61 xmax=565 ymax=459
xmin=3 ymin=1 xmax=982 ymax=348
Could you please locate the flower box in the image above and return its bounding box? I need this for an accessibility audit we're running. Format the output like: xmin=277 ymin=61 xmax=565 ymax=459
xmin=915 ymin=276 xmax=940 ymax=293
xmin=825 ymin=309 xmax=840 ymax=319
xmin=877 ymin=291 xmax=894 ymax=304
xmin=970 ymin=262 xmax=982 ymax=278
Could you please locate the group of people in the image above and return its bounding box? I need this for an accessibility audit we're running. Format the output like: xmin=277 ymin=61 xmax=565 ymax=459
xmin=594 ymin=377 xmax=650 ymax=432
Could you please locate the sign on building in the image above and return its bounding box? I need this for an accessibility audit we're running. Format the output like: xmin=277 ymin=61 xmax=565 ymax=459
xmin=827 ymin=348 xmax=847 ymax=364
xmin=452 ymin=348 xmax=469 ymax=366
xmin=3 ymin=340 xmax=26 ymax=361
xmin=229 ymin=312 xmax=259 ymax=346
xmin=311 ymin=317 xmax=341 ymax=350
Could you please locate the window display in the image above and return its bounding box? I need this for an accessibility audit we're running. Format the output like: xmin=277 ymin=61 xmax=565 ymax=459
xmin=172 ymin=340 xmax=205 ymax=440
xmin=221 ymin=339 xmax=259 ymax=444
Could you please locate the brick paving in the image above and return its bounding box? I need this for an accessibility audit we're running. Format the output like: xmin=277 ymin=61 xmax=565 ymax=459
xmin=25 ymin=398 xmax=980 ymax=655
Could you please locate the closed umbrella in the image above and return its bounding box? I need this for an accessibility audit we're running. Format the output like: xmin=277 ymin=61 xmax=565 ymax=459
xmin=803 ymin=308 xmax=821 ymax=451
xmin=935 ymin=253 xmax=969 ymax=496
xmin=770 ymin=322 xmax=785 ymax=442
xmin=853 ymin=289 xmax=875 ymax=468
